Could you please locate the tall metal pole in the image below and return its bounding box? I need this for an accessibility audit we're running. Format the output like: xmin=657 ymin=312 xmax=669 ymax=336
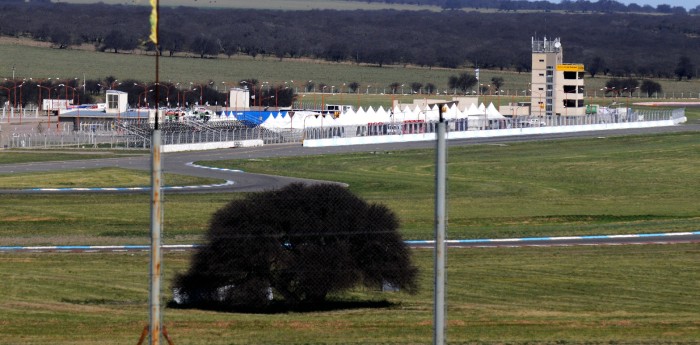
xmin=149 ymin=0 xmax=162 ymax=344
xmin=149 ymin=128 xmax=162 ymax=345
xmin=434 ymin=105 xmax=447 ymax=345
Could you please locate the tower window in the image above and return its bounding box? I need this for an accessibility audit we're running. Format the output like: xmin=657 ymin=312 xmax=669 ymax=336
xmin=563 ymin=99 xmax=577 ymax=107
xmin=563 ymin=71 xmax=577 ymax=79
xmin=107 ymin=94 xmax=118 ymax=109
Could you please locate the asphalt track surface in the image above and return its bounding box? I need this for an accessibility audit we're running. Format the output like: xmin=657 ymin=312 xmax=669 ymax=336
xmin=2 ymin=124 xmax=700 ymax=249
xmin=2 ymin=124 xmax=699 ymax=193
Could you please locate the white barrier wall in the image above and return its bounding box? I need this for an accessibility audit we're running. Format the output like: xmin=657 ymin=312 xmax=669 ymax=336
xmin=162 ymin=139 xmax=263 ymax=153
xmin=302 ymin=117 xmax=686 ymax=148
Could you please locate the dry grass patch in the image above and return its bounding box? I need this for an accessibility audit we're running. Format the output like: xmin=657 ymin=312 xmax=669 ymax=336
xmin=0 ymin=167 xmax=221 ymax=189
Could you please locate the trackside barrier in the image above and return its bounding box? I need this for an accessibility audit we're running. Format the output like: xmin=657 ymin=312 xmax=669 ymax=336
xmin=161 ymin=139 xmax=263 ymax=153
xmin=302 ymin=109 xmax=686 ymax=147
xmin=7 ymin=109 xmax=686 ymax=150
xmin=7 ymin=120 xmax=275 ymax=151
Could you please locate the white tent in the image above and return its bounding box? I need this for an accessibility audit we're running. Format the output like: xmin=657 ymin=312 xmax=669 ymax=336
xmin=254 ymin=99 xmax=503 ymax=129
xmin=485 ymin=102 xmax=505 ymax=119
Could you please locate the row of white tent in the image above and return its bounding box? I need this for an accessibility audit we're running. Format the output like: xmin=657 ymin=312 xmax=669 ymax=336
xmin=243 ymin=102 xmax=505 ymax=129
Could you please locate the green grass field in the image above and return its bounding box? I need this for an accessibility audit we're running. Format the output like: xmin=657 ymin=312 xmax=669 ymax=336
xmin=2 ymin=118 xmax=700 ymax=342
xmin=3 ymin=41 xmax=700 ymax=105
xmin=0 ymin=150 xmax=144 ymax=165
xmin=3 ymin=131 xmax=700 ymax=246
xmin=200 ymin=131 xmax=700 ymax=240
xmin=1 ymin=245 xmax=699 ymax=344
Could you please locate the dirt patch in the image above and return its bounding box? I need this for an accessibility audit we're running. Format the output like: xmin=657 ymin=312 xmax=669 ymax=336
xmin=3 ymin=216 xmax=60 ymax=222
xmin=0 ymin=36 xmax=51 ymax=47
xmin=0 ymin=257 xmax=36 ymax=263
xmin=0 ymin=36 xmax=95 ymax=51
xmin=294 ymin=321 xmax=319 ymax=330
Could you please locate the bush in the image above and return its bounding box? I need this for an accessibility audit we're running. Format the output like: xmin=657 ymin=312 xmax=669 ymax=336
xmin=172 ymin=183 xmax=418 ymax=310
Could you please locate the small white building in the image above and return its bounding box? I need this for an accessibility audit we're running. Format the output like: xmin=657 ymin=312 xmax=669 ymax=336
xmin=499 ymin=102 xmax=531 ymax=117
xmin=42 ymin=99 xmax=72 ymax=112
xmin=393 ymin=96 xmax=479 ymax=111
xmin=228 ymin=88 xmax=250 ymax=110
xmin=105 ymin=90 xmax=128 ymax=114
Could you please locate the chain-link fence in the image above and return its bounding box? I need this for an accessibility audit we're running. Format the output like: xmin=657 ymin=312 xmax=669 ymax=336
xmin=303 ymin=108 xmax=681 ymax=140
xmin=5 ymin=119 xmax=299 ymax=149
xmin=2 ymin=115 xmax=700 ymax=344
xmin=0 ymin=105 xmax=43 ymax=122
xmin=4 ymin=108 xmax=682 ymax=149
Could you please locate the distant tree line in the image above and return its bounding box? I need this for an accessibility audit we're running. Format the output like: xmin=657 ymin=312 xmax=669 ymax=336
xmin=371 ymin=0 xmax=697 ymax=15
xmin=0 ymin=77 xmax=298 ymax=109
xmin=0 ymin=78 xmax=95 ymax=109
xmin=599 ymin=77 xmax=665 ymax=97
xmin=1 ymin=72 xmax=672 ymax=110
xmin=0 ymin=2 xmax=699 ymax=81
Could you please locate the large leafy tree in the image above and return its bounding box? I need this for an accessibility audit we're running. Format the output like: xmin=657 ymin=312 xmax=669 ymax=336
xmin=347 ymin=82 xmax=360 ymax=93
xmin=490 ymin=76 xmax=504 ymax=91
xmin=50 ymin=28 xmax=72 ymax=49
xmin=101 ymin=29 xmax=137 ymax=53
xmin=160 ymin=30 xmax=187 ymax=57
xmin=604 ymin=78 xmax=639 ymax=97
xmin=410 ymin=82 xmax=423 ymax=94
xmin=190 ymin=35 xmax=219 ymax=58
xmin=258 ymin=85 xmax=296 ymax=108
xmin=640 ymin=79 xmax=662 ymax=97
xmin=674 ymin=56 xmax=695 ymax=81
xmin=587 ymin=56 xmax=606 ymax=78
xmin=173 ymin=183 xmax=418 ymax=310
xmin=448 ymin=72 xmax=478 ymax=94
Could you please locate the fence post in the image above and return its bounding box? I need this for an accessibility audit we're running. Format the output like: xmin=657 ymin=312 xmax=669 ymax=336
xmin=149 ymin=128 xmax=163 ymax=345
xmin=434 ymin=104 xmax=447 ymax=345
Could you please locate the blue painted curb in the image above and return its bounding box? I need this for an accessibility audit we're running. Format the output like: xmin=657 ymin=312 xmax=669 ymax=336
xmin=0 ymin=244 xmax=198 ymax=252
xmin=27 ymin=180 xmax=235 ymax=192
xmin=3 ymin=231 xmax=699 ymax=252
xmin=404 ymin=231 xmax=700 ymax=245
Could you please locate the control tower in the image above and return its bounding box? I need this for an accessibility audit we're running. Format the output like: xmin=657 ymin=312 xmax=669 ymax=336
xmin=531 ymin=37 xmax=586 ymax=117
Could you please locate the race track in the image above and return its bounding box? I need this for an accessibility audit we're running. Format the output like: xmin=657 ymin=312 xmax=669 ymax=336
xmin=1 ymin=124 xmax=698 ymax=193
xmin=2 ymin=124 xmax=700 ymax=249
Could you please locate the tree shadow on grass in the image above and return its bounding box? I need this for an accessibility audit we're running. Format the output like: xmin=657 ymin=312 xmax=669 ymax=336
xmin=167 ymin=299 xmax=397 ymax=314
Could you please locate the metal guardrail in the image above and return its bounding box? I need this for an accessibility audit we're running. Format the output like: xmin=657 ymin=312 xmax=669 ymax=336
xmin=303 ymin=109 xmax=682 ymax=141
xmin=6 ymin=119 xmax=288 ymax=149
xmin=5 ymin=108 xmax=683 ymax=149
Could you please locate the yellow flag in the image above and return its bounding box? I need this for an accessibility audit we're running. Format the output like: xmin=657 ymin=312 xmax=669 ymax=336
xmin=149 ymin=0 xmax=158 ymax=44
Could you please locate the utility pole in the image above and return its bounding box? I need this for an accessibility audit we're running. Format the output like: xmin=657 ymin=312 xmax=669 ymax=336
xmin=149 ymin=1 xmax=163 ymax=344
